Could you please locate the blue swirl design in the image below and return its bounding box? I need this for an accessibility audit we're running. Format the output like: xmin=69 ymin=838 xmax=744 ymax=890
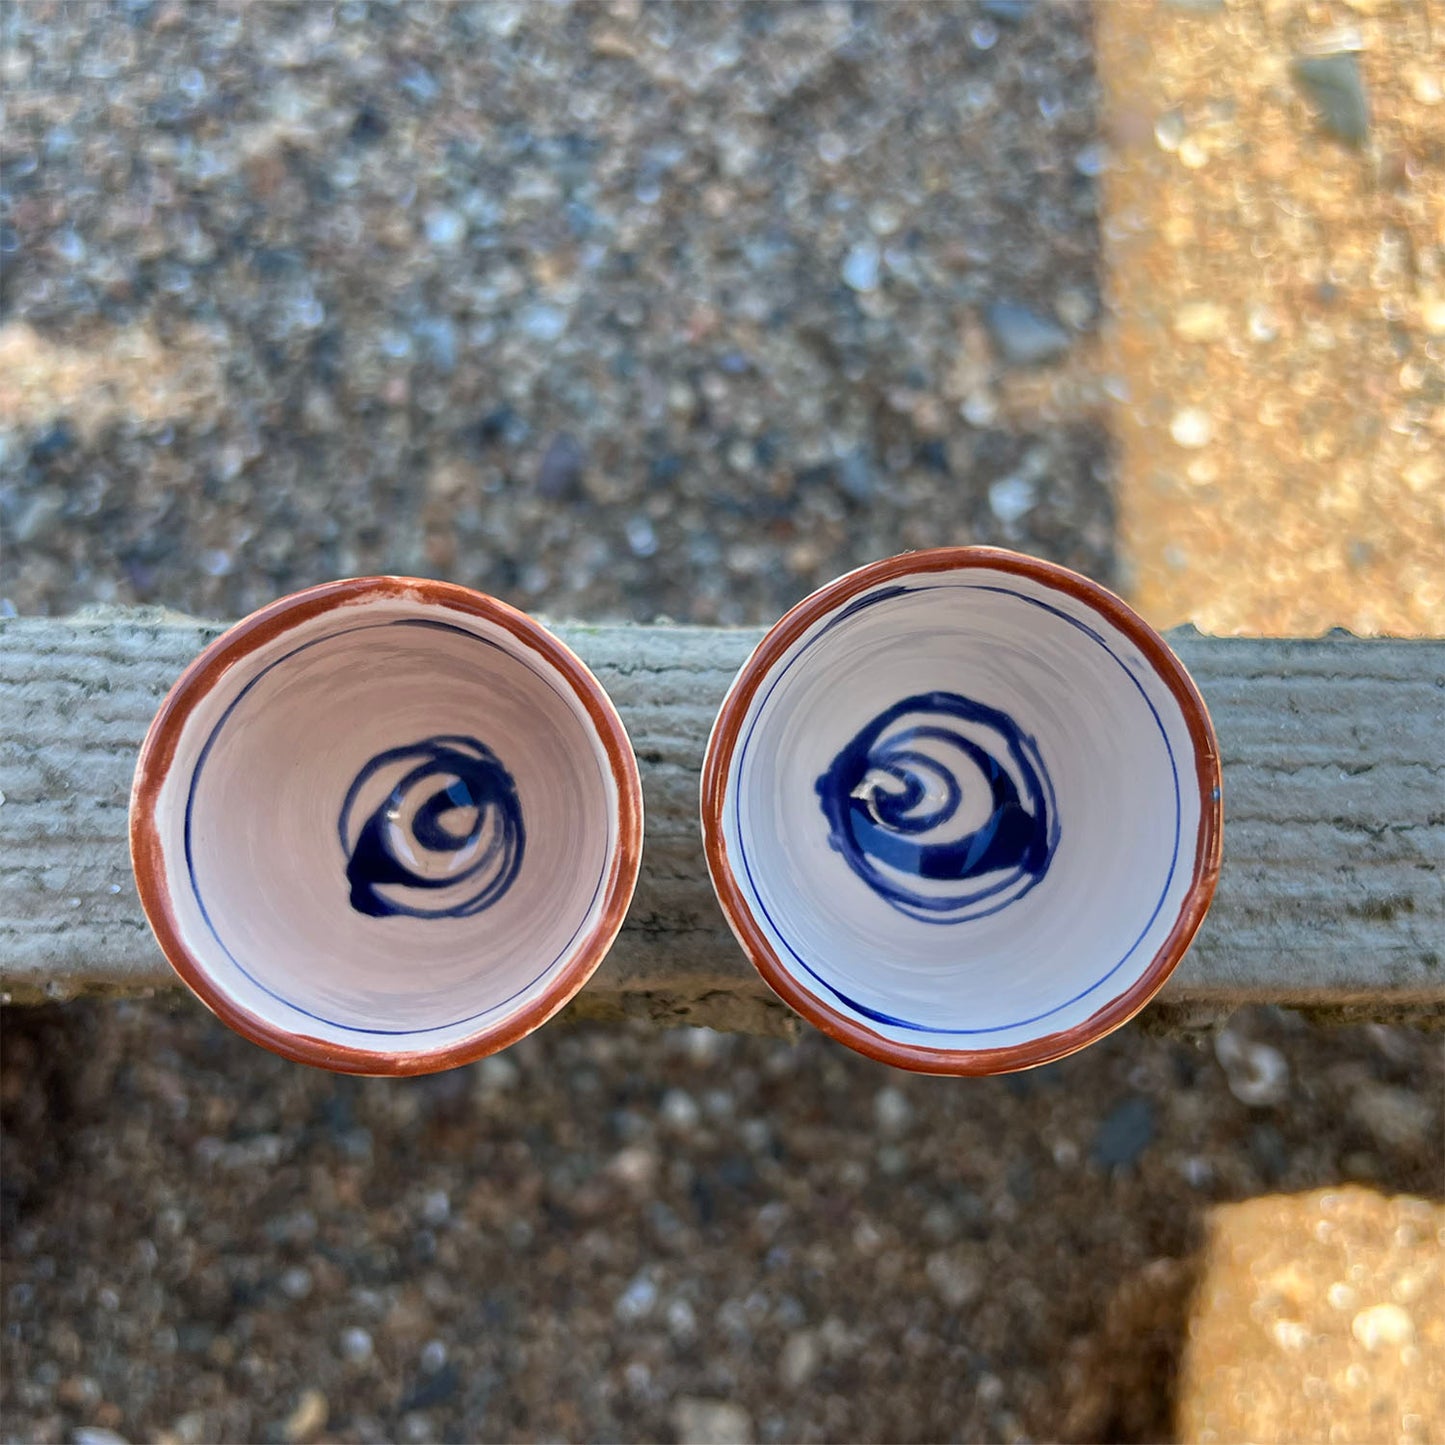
xmin=339 ymin=735 xmax=524 ymax=919
xmin=815 ymin=691 xmax=1059 ymax=923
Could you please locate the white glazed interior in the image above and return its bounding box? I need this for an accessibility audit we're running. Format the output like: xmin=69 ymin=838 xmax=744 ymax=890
xmin=154 ymin=593 xmax=618 ymax=1055
xmin=720 ymin=564 xmax=1204 ymax=1055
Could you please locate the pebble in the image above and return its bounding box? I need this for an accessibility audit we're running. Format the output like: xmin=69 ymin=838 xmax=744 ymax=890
xmin=537 ymin=432 xmax=586 ymax=500
xmin=607 ymin=1145 xmax=659 ymax=1190
xmin=672 ymin=1398 xmax=754 ymax=1445
xmin=626 ymin=515 xmax=659 ymax=559
xmin=73 ymin=1432 xmax=131 ymax=1445
xmin=1215 ymin=1030 xmax=1290 ymax=1108
xmin=779 ymin=1330 xmax=822 ymax=1388
xmin=925 ymin=1251 xmax=982 ymax=1308
xmin=615 ymin=1272 xmax=658 ymax=1322
xmin=423 ymin=207 xmax=466 ymax=250
xmin=421 ymin=1189 xmax=451 ymax=1226
xmin=841 ymin=242 xmax=881 ymax=294
xmin=666 ymin=1297 xmax=699 ymax=1341
xmin=661 ymin=1088 xmax=701 ymax=1132
xmin=873 ymin=1086 xmax=913 ymax=1137
xmin=984 ymin=301 xmax=1072 ymax=366
xmin=281 ymin=1387 xmax=328 ymax=1444
xmin=516 ymin=302 xmax=568 ymax=342
xmin=1292 ymin=53 xmax=1371 ymax=147
xmin=1350 ymin=1083 xmax=1434 ymax=1148
xmin=279 ymin=1266 xmax=313 ymax=1300
xmin=836 ymin=448 xmax=876 ymax=504
xmin=1174 ymin=302 xmax=1228 ymax=343
xmin=476 ymin=1054 xmax=520 ymax=1093
xmin=1169 ymin=407 xmax=1214 ymax=449
xmin=1091 ymin=1096 xmax=1156 ymax=1170
xmin=339 ymin=1326 xmax=374 ymax=1364
xmin=1351 ymin=1302 xmax=1414 ymax=1351
xmin=988 ymin=475 xmax=1038 ymax=524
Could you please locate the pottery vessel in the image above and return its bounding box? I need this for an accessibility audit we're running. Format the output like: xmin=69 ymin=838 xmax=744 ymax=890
xmin=131 ymin=577 xmax=643 ymax=1075
xmin=701 ymin=547 xmax=1222 ymax=1074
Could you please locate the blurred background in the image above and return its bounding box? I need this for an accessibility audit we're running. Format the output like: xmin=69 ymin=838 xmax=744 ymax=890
xmin=1 ymin=3 xmax=1440 ymax=1443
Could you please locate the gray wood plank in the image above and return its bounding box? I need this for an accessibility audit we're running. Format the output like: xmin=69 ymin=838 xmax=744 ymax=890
xmin=1 ymin=613 xmax=1441 ymax=1031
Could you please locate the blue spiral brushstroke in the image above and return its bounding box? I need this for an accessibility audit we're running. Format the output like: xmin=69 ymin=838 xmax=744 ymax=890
xmin=815 ymin=691 xmax=1058 ymax=923
xmin=339 ymin=734 xmax=524 ymax=919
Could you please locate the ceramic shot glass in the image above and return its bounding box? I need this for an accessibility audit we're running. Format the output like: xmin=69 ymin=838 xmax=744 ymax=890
xmin=131 ymin=577 xmax=643 ymax=1075
xmin=701 ymin=547 xmax=1222 ymax=1075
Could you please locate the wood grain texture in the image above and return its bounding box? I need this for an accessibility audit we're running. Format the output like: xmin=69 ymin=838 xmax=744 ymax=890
xmin=1 ymin=613 xmax=1441 ymax=1030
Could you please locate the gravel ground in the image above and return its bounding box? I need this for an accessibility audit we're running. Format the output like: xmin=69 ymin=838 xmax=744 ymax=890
xmin=1 ymin=4 xmax=1440 ymax=1443
xmin=3 ymin=1003 xmax=1441 ymax=1445
xmin=1 ymin=1 xmax=1108 ymax=625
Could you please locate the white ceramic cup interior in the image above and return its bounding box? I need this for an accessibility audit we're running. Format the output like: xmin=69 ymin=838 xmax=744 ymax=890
xmin=148 ymin=590 xmax=624 ymax=1059
xmin=715 ymin=560 xmax=1209 ymax=1057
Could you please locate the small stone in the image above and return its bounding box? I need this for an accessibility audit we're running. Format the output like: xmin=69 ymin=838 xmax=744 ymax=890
xmin=1292 ymin=53 xmax=1370 ymax=147
xmin=962 ymin=390 xmax=999 ymax=427
xmin=779 ymin=1330 xmax=821 ymax=1388
xmin=1074 ymin=142 xmax=1109 ymax=177
xmin=477 ymin=1053 xmax=520 ymax=1092
xmin=1174 ymin=302 xmax=1228 ymax=342
xmin=672 ymin=1397 xmax=753 ymax=1445
xmin=607 ymin=1145 xmax=658 ymax=1190
xmin=279 ymin=1266 xmax=313 ymax=1300
xmin=873 ymin=1086 xmax=913 ymax=1137
xmin=660 ymin=1088 xmax=701 ymax=1132
xmin=837 ymin=448 xmax=876 ymax=504
xmin=1419 ymin=296 xmax=1445 ymax=335
xmin=988 ymin=475 xmax=1038 ymax=524
xmin=423 ymin=207 xmax=466 ymax=250
xmin=1154 ymin=110 xmax=1187 ymax=152
xmin=1349 ymin=1084 xmax=1433 ymax=1148
xmin=1177 ymin=136 xmax=1209 ymax=169
xmin=1169 ymin=407 xmax=1213 ymax=449
xmin=1215 ymin=1030 xmax=1289 ymax=1107
xmin=537 ymin=433 xmax=586 ymax=500
xmin=1411 ymin=71 xmax=1442 ymax=106
xmin=1055 ymin=287 xmax=1094 ymax=330
xmin=170 ymin=1413 xmax=209 ymax=1445
xmin=626 ymin=515 xmax=658 ymax=559
xmin=517 ymin=302 xmax=568 ymax=342
xmin=925 ymin=1250 xmax=982 ymax=1308
xmin=421 ymin=1189 xmax=450 ymax=1226
xmin=421 ymin=1339 xmax=448 ymax=1373
xmin=281 ymin=1388 xmax=328 ymax=1443
xmin=984 ymin=301 xmax=1071 ymax=366
xmin=615 ymin=1271 xmax=657 ymax=1322
xmin=841 ymin=242 xmax=881 ymax=294
xmin=74 ymin=1431 xmax=131 ymax=1445
xmin=340 ymin=1326 xmax=374 ymax=1364
xmin=1351 ymin=1302 xmax=1414 ymax=1351
xmin=667 ymin=1297 xmax=698 ymax=1340
xmin=1272 ymin=1319 xmax=1311 ymax=1352
xmin=1091 ymin=1096 xmax=1156 ymax=1170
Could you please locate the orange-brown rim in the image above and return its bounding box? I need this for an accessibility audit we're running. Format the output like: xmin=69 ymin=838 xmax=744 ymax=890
xmin=700 ymin=547 xmax=1223 ymax=1076
xmin=129 ymin=576 xmax=644 ymax=1077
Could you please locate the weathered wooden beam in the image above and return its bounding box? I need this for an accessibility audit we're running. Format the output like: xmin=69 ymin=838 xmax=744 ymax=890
xmin=1 ymin=612 xmax=1441 ymax=1032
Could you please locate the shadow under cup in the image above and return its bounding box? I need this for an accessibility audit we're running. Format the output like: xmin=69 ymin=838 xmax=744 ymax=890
xmin=131 ymin=579 xmax=642 ymax=1075
xmin=702 ymin=548 xmax=1223 ymax=1075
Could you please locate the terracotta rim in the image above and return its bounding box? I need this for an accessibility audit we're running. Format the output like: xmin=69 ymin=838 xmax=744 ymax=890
xmin=130 ymin=576 xmax=644 ymax=1076
xmin=700 ymin=547 xmax=1223 ymax=1076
